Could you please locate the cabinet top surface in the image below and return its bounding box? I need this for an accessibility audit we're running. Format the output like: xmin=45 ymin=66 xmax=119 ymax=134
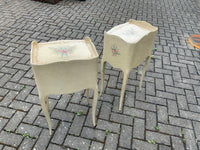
xmin=31 ymin=39 xmax=97 ymax=65
xmin=107 ymin=23 xmax=151 ymax=43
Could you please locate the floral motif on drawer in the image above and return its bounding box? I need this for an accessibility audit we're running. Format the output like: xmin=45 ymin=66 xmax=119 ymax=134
xmin=111 ymin=45 xmax=120 ymax=56
xmin=50 ymin=46 xmax=73 ymax=56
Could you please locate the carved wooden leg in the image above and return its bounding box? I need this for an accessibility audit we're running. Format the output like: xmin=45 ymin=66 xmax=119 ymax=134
xmin=39 ymin=94 xmax=52 ymax=135
xmin=86 ymin=89 xmax=89 ymax=104
xmin=100 ymin=60 xmax=106 ymax=95
xmin=119 ymin=70 xmax=130 ymax=110
xmin=139 ymin=56 xmax=151 ymax=91
xmin=45 ymin=96 xmax=49 ymax=112
xmin=92 ymin=85 xmax=98 ymax=126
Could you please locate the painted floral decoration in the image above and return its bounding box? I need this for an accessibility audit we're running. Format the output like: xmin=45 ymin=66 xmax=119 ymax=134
xmin=51 ymin=46 xmax=73 ymax=56
xmin=123 ymin=29 xmax=135 ymax=36
xmin=111 ymin=45 xmax=120 ymax=56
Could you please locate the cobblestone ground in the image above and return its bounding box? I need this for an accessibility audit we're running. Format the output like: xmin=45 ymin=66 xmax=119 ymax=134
xmin=0 ymin=0 xmax=200 ymax=149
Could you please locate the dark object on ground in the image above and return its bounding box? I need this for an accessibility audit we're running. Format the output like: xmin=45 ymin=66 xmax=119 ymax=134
xmin=32 ymin=0 xmax=62 ymax=4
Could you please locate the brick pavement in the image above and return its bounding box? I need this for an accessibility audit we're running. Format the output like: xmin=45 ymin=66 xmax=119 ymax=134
xmin=0 ymin=0 xmax=200 ymax=149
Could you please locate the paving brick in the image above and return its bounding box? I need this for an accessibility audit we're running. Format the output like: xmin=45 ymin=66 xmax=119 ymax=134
xmin=33 ymin=129 xmax=52 ymax=150
xmin=51 ymin=109 xmax=74 ymax=122
xmin=110 ymin=112 xmax=133 ymax=125
xmin=106 ymin=88 xmax=121 ymax=97
xmin=194 ymin=86 xmax=200 ymax=97
xmin=124 ymin=92 xmax=135 ymax=107
xmin=158 ymin=123 xmax=181 ymax=136
xmin=24 ymin=94 xmax=40 ymax=105
xmin=99 ymin=94 xmax=114 ymax=103
xmin=18 ymin=138 xmax=35 ymax=150
xmin=183 ymin=128 xmax=198 ymax=150
xmin=4 ymin=82 xmax=23 ymax=91
xmin=146 ymin=131 xmax=170 ymax=145
xmin=155 ymin=58 xmax=162 ymax=68
xmin=157 ymin=105 xmax=168 ymax=123
xmin=171 ymin=136 xmax=185 ymax=150
xmin=146 ymin=82 xmax=155 ymax=96
xmin=90 ymin=141 xmax=103 ymax=150
xmin=0 ymin=88 xmax=9 ymax=97
xmin=0 ymin=107 xmax=15 ymax=118
xmin=135 ymin=101 xmax=156 ymax=112
xmin=174 ymin=82 xmax=193 ymax=90
xmin=81 ymin=127 xmax=105 ymax=142
xmin=135 ymin=87 xmax=145 ymax=101
xmin=155 ymin=78 xmax=165 ymax=91
xmin=189 ymin=104 xmax=200 ymax=113
xmin=14 ymin=64 xmax=30 ymax=71
xmin=169 ymin=116 xmax=193 ymax=129
xmin=193 ymin=121 xmax=200 ymax=141
xmin=66 ymin=103 xmax=88 ymax=115
xmin=183 ymin=78 xmax=199 ymax=86
xmin=34 ymin=116 xmax=58 ymax=130
xmin=16 ymin=86 xmax=34 ymax=101
xmin=146 ymin=111 xmax=157 ymax=130
xmin=123 ymin=106 xmax=145 ymax=118
xmin=9 ymin=100 xmax=32 ymax=112
xmin=132 ymin=139 xmax=158 ymax=150
xmin=104 ymin=133 xmax=118 ymax=150
xmin=23 ymin=105 xmax=41 ymax=124
xmin=64 ymin=135 xmax=90 ymax=150
xmin=172 ymin=71 xmax=182 ymax=83
xmin=5 ymin=111 xmax=25 ymax=131
xmin=159 ymin=145 xmax=171 ymax=150
xmin=51 ymin=121 xmax=70 ymax=145
xmin=96 ymin=119 xmax=120 ymax=133
xmin=133 ymin=118 xmax=145 ymax=140
xmin=146 ymin=95 xmax=167 ymax=105
xmin=156 ymin=90 xmax=176 ymax=100
xmin=119 ymin=125 xmax=132 ymax=149
xmin=0 ymin=74 xmax=12 ymax=87
xmin=0 ymin=118 xmax=8 ymax=130
xmin=84 ymin=107 xmax=99 ymax=127
xmin=99 ymin=102 xmax=112 ymax=120
xmin=112 ymin=97 xmax=121 ymax=113
xmin=177 ymin=95 xmax=189 ymax=110
xmin=164 ymin=74 xmax=173 ymax=86
xmin=108 ymin=75 xmax=118 ymax=88
xmin=0 ymin=67 xmax=17 ymax=75
xmin=24 ymin=69 xmax=33 ymax=78
xmin=186 ymin=90 xmax=197 ymax=104
xmin=19 ymin=77 xmax=35 ymax=86
xmin=180 ymin=110 xmax=200 ymax=121
xmin=167 ymin=100 xmax=179 ymax=116
xmin=3 ymin=146 xmax=16 ymax=150
xmin=70 ymin=92 xmax=82 ymax=103
xmin=55 ymin=95 xmax=71 ymax=110
xmin=69 ymin=115 xmax=85 ymax=136
xmin=146 ymin=72 xmax=163 ymax=79
xmin=0 ymin=131 xmax=23 ymax=147
xmin=166 ymin=86 xmax=185 ymax=95
xmin=0 ymin=91 xmax=18 ymax=107
xmin=47 ymin=144 xmax=71 ymax=150
xmin=16 ymin=123 xmax=42 ymax=137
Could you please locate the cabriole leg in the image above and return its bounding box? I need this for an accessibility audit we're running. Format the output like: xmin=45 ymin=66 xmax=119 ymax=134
xmin=139 ymin=56 xmax=151 ymax=91
xmin=100 ymin=60 xmax=106 ymax=95
xmin=92 ymin=85 xmax=98 ymax=126
xmin=86 ymin=89 xmax=89 ymax=104
xmin=119 ymin=70 xmax=130 ymax=110
xmin=39 ymin=94 xmax=52 ymax=135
